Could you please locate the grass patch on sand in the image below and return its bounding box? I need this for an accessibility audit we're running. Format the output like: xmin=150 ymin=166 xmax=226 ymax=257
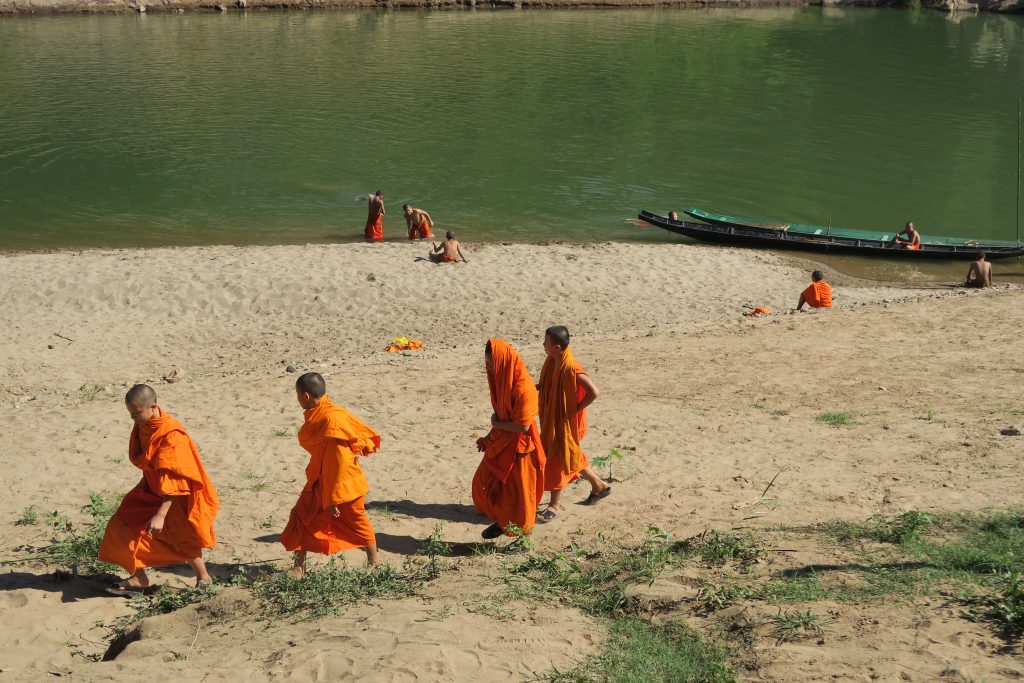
xmin=15 ymin=505 xmax=39 ymax=526
xmin=540 ymin=618 xmax=737 ymax=683
xmin=814 ymin=411 xmax=855 ymax=427
xmin=253 ymin=561 xmax=420 ymax=622
xmin=24 ymin=492 xmax=122 ymax=576
xmin=506 ymin=528 xmax=744 ymax=681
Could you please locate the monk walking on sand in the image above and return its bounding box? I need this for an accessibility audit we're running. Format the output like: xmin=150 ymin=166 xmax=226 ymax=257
xmin=281 ymin=372 xmax=380 ymax=575
xmin=537 ymin=326 xmax=610 ymax=523
xmin=472 ymin=339 xmax=546 ymax=540
xmin=100 ymin=384 xmax=219 ymax=594
xmin=364 ymin=189 xmax=385 ymax=241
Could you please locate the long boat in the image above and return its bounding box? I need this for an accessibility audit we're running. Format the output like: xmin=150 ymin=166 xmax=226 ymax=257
xmin=637 ymin=208 xmax=1024 ymax=260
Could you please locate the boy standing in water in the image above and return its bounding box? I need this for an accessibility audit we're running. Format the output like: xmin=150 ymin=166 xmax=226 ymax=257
xmin=281 ymin=372 xmax=380 ymax=575
xmin=537 ymin=326 xmax=611 ymax=522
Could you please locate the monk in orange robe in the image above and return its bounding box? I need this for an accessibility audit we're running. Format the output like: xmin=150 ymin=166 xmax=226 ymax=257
xmin=364 ymin=189 xmax=385 ymax=241
xmin=472 ymin=339 xmax=546 ymax=539
xmin=403 ymin=204 xmax=434 ymax=240
xmin=281 ymin=372 xmax=380 ymax=575
xmin=537 ymin=326 xmax=611 ymax=522
xmin=100 ymin=384 xmax=219 ymax=593
xmin=797 ymin=270 xmax=833 ymax=310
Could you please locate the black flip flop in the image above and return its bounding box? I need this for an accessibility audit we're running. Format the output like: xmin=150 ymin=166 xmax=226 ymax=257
xmin=103 ymin=582 xmax=161 ymax=598
xmin=536 ymin=508 xmax=558 ymax=523
xmin=581 ymin=487 xmax=613 ymax=506
xmin=481 ymin=523 xmax=505 ymax=540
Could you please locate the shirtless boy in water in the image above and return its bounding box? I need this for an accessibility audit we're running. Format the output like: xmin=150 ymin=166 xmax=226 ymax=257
xmin=430 ymin=231 xmax=468 ymax=263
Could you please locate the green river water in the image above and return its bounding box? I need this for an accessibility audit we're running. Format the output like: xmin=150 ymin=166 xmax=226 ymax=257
xmin=1 ymin=8 xmax=1023 ymax=264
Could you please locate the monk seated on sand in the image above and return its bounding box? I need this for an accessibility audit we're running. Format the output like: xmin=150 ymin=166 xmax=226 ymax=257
xmin=404 ymin=204 xmax=434 ymax=240
xmin=796 ymin=270 xmax=833 ymax=311
xmin=99 ymin=384 xmax=219 ymax=595
xmin=472 ymin=339 xmax=546 ymax=540
xmin=281 ymin=372 xmax=380 ymax=575
xmin=430 ymin=231 xmax=468 ymax=263
xmin=965 ymin=252 xmax=993 ymax=288
xmin=893 ymin=221 xmax=921 ymax=250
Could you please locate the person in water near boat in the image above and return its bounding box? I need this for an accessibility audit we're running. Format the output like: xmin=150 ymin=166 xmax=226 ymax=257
xmin=430 ymin=231 xmax=468 ymax=263
xmin=964 ymin=252 xmax=993 ymax=288
xmin=796 ymin=270 xmax=833 ymax=311
xmin=893 ymin=221 xmax=921 ymax=250
xmin=668 ymin=211 xmax=679 ymax=221
xmin=364 ymin=190 xmax=385 ymax=241
xmin=403 ymin=205 xmax=434 ymax=240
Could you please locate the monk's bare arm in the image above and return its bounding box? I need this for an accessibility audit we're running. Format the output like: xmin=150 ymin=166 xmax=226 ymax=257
xmin=577 ymin=373 xmax=599 ymax=412
xmin=491 ymin=413 xmax=530 ymax=433
xmin=458 ymin=245 xmax=468 ymax=262
xmin=147 ymin=497 xmax=175 ymax=533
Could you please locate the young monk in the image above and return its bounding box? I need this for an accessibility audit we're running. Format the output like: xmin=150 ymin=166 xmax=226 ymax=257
xmin=364 ymin=189 xmax=385 ymax=241
xmin=796 ymin=270 xmax=833 ymax=311
xmin=281 ymin=372 xmax=380 ymax=575
xmin=537 ymin=326 xmax=610 ymax=523
xmin=99 ymin=384 xmax=219 ymax=594
xmin=472 ymin=339 xmax=546 ymax=539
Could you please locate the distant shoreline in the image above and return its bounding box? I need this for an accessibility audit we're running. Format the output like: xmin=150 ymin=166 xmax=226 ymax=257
xmin=1 ymin=0 xmax=1020 ymax=18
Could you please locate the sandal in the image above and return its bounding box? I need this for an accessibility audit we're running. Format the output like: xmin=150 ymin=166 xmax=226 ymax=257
xmin=104 ymin=581 xmax=161 ymax=598
xmin=536 ymin=508 xmax=558 ymax=523
xmin=581 ymin=487 xmax=613 ymax=506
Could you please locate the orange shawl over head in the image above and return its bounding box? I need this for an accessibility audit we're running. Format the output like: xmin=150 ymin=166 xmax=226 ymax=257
xmin=298 ymin=395 xmax=380 ymax=507
xmin=539 ymin=346 xmax=586 ymax=475
xmin=128 ymin=411 xmax=219 ymax=548
xmin=477 ymin=339 xmax=544 ymax=483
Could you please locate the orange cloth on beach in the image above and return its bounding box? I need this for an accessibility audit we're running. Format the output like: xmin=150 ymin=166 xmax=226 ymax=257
xmin=743 ymin=306 xmax=772 ymax=317
xmin=385 ymin=340 xmax=424 ymax=353
xmin=439 ymin=254 xmax=456 ymax=263
xmin=472 ymin=339 xmax=546 ymax=535
xmin=365 ymin=215 xmax=384 ymax=241
xmin=539 ymin=347 xmax=590 ymax=492
xmin=99 ymin=411 xmax=219 ymax=575
xmin=280 ymin=396 xmax=380 ymax=554
xmin=801 ymin=281 xmax=833 ymax=309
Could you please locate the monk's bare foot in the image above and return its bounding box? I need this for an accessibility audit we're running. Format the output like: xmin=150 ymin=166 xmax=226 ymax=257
xmin=118 ymin=573 xmax=150 ymax=590
xmin=287 ymin=566 xmax=306 ymax=579
xmin=591 ymin=484 xmax=611 ymax=497
xmin=195 ymin=577 xmax=213 ymax=588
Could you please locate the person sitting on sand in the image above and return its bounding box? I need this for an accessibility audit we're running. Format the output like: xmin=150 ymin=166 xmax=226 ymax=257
xmin=965 ymin=252 xmax=993 ymax=288
xmin=403 ymin=204 xmax=434 ymax=241
xmin=430 ymin=231 xmax=468 ymax=263
xmin=364 ymin=190 xmax=385 ymax=242
xmin=537 ymin=326 xmax=611 ymax=523
xmin=99 ymin=384 xmax=219 ymax=595
xmin=472 ymin=339 xmax=546 ymax=540
xmin=281 ymin=372 xmax=380 ymax=575
xmin=893 ymin=221 xmax=921 ymax=250
xmin=796 ymin=270 xmax=833 ymax=311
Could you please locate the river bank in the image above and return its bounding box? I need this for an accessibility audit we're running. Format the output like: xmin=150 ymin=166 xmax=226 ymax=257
xmin=1 ymin=0 xmax=1021 ymax=18
xmin=2 ymin=241 xmax=1023 ymax=680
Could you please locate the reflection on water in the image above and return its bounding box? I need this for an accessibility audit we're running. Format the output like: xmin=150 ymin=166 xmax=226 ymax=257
xmin=0 ymin=8 xmax=1022 ymax=252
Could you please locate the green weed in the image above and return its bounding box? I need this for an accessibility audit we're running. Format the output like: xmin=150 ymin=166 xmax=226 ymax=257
xmin=242 ymin=470 xmax=269 ymax=492
xmin=272 ymin=428 xmax=290 ymax=438
xmin=589 ymin=448 xmax=633 ymax=482
xmin=814 ymin=412 xmax=855 ymax=427
xmin=417 ymin=522 xmax=451 ymax=579
xmin=15 ymin=505 xmax=39 ymax=526
xmin=32 ymin=492 xmax=122 ymax=576
xmin=770 ymin=608 xmax=824 ymax=643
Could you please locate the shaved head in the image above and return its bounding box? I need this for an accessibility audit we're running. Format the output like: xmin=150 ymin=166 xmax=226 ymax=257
xmin=125 ymin=384 xmax=157 ymax=407
xmin=545 ymin=325 xmax=571 ymax=349
xmin=296 ymin=372 xmax=326 ymax=399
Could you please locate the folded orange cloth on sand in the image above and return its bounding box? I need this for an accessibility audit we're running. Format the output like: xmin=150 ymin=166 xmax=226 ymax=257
xmin=743 ymin=306 xmax=772 ymax=317
xmin=385 ymin=340 xmax=424 ymax=352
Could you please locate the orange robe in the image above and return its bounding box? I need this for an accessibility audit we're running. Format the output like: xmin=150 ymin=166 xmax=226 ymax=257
xmin=99 ymin=411 xmax=219 ymax=575
xmin=540 ymin=347 xmax=590 ymax=492
xmin=472 ymin=339 xmax=546 ymax=535
xmin=408 ymin=221 xmax=432 ymax=240
xmin=801 ymin=281 xmax=833 ymax=309
xmin=280 ymin=396 xmax=380 ymax=554
xmin=439 ymin=254 xmax=456 ymax=263
xmin=365 ymin=215 xmax=384 ymax=241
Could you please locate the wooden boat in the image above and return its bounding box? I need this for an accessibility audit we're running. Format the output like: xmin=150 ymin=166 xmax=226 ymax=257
xmin=637 ymin=208 xmax=1024 ymax=260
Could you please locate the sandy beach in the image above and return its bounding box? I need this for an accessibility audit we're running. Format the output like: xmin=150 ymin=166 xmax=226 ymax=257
xmin=2 ymin=240 xmax=1023 ymax=682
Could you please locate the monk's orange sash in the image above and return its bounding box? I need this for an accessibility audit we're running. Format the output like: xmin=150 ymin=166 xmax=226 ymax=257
xmin=539 ymin=347 xmax=585 ymax=475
